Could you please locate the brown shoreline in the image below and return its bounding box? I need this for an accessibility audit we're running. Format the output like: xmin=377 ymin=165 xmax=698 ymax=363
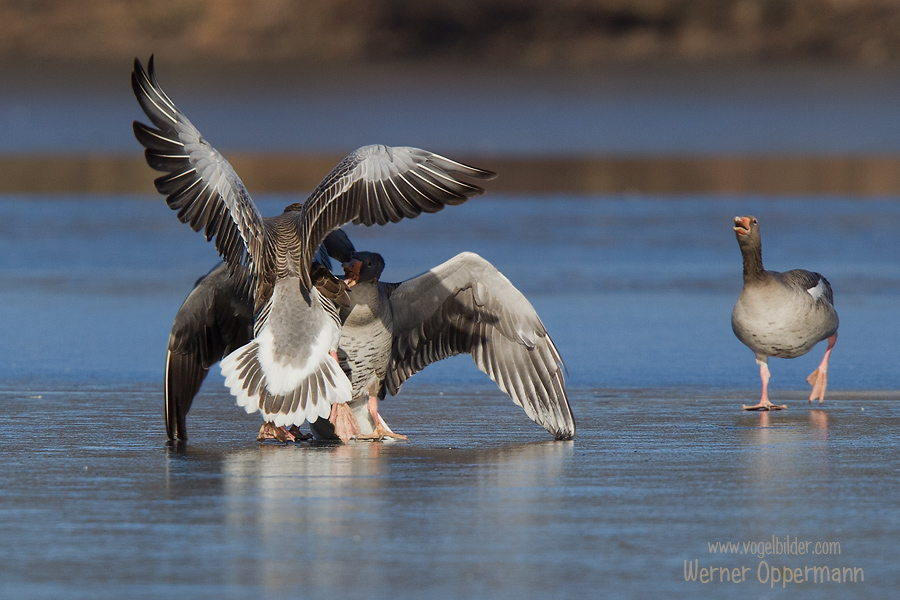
xmin=5 ymin=1 xmax=900 ymax=67
xmin=3 ymin=154 xmax=900 ymax=196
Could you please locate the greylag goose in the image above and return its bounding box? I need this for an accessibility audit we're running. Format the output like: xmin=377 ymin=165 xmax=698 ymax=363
xmin=318 ymin=250 xmax=575 ymax=441
xmin=731 ymin=216 xmax=838 ymax=410
xmin=164 ymin=229 xmax=355 ymax=442
xmin=132 ymin=57 xmax=495 ymax=434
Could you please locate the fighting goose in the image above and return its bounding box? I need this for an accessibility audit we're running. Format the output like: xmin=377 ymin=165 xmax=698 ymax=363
xmin=317 ymin=250 xmax=575 ymax=441
xmin=132 ymin=57 xmax=495 ymax=433
xmin=731 ymin=216 xmax=838 ymax=411
xmin=164 ymin=229 xmax=355 ymax=442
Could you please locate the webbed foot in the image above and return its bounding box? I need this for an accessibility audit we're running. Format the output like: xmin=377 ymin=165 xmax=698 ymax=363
xmin=257 ymin=422 xmax=311 ymax=442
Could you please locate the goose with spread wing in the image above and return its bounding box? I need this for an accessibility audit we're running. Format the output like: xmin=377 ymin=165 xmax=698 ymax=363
xmin=132 ymin=56 xmax=495 ymax=434
xmin=164 ymin=229 xmax=355 ymax=443
xmin=731 ymin=216 xmax=838 ymax=410
xmin=313 ymin=250 xmax=575 ymax=441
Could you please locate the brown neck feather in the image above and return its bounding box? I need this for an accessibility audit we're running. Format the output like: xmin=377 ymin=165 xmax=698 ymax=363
xmin=740 ymin=237 xmax=765 ymax=281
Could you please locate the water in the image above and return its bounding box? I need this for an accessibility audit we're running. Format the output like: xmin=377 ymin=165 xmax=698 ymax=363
xmin=1 ymin=194 xmax=897 ymax=388
xmin=0 ymin=193 xmax=898 ymax=597
xmin=6 ymin=63 xmax=900 ymax=155
xmin=1 ymin=385 xmax=897 ymax=599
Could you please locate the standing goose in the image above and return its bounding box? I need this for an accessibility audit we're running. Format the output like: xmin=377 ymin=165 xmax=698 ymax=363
xmin=314 ymin=250 xmax=575 ymax=441
xmin=132 ymin=57 xmax=495 ymax=432
xmin=164 ymin=229 xmax=355 ymax=443
xmin=731 ymin=216 xmax=838 ymax=411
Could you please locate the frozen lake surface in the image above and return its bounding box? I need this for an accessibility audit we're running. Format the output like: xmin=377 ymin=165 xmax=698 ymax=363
xmin=0 ymin=194 xmax=898 ymax=598
xmin=0 ymin=385 xmax=897 ymax=599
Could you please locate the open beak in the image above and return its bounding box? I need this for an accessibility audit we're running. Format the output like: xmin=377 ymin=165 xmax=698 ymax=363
xmin=342 ymin=259 xmax=362 ymax=288
xmin=733 ymin=216 xmax=751 ymax=236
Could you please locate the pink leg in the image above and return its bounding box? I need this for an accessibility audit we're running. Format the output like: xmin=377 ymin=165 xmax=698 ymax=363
xmin=354 ymin=396 xmax=407 ymax=441
xmin=323 ymin=350 xmax=360 ymax=442
xmin=329 ymin=403 xmax=361 ymax=443
xmin=743 ymin=360 xmax=787 ymax=411
xmin=807 ymin=333 xmax=837 ymax=403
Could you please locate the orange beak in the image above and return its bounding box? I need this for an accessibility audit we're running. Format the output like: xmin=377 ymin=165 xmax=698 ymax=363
xmin=342 ymin=259 xmax=362 ymax=287
xmin=733 ymin=216 xmax=751 ymax=235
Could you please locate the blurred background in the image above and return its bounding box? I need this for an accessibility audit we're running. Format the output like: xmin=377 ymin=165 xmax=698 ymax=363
xmin=10 ymin=0 xmax=900 ymax=67
xmin=0 ymin=1 xmax=897 ymax=390
xmin=2 ymin=0 xmax=900 ymax=192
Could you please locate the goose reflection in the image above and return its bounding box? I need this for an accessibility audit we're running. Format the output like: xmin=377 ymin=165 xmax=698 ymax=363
xmin=213 ymin=440 xmax=571 ymax=592
xmin=737 ymin=405 xmax=831 ymax=520
xmin=223 ymin=443 xmax=389 ymax=534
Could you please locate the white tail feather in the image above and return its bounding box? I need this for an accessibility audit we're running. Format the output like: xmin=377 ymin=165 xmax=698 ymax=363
xmin=221 ymin=340 xmax=351 ymax=426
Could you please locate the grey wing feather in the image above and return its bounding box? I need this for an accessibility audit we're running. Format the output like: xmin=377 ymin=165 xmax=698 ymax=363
xmin=781 ymin=269 xmax=834 ymax=305
xmin=385 ymin=252 xmax=575 ymax=440
xmin=296 ymin=145 xmax=495 ymax=288
xmin=165 ymin=263 xmax=254 ymax=441
xmin=164 ymin=231 xmax=351 ymax=441
xmin=132 ymin=57 xmax=268 ymax=282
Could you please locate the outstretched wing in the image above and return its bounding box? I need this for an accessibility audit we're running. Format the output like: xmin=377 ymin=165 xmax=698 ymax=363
xmin=165 ymin=263 xmax=254 ymax=441
xmin=132 ymin=56 xmax=269 ymax=282
xmin=385 ymin=252 xmax=575 ymax=440
xmin=296 ymin=145 xmax=495 ymax=288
